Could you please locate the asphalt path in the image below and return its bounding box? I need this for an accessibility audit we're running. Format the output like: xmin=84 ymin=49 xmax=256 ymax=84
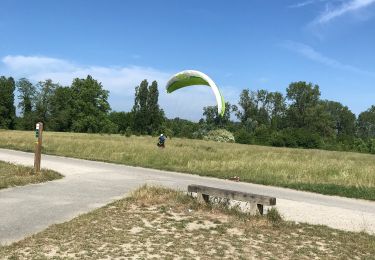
xmin=1 ymin=148 xmax=374 ymax=245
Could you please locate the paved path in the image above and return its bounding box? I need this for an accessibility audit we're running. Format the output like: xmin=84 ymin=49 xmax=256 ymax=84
xmin=1 ymin=148 xmax=375 ymax=245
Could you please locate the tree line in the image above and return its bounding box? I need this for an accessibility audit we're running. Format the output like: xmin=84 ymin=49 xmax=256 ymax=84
xmin=1 ymin=75 xmax=375 ymax=154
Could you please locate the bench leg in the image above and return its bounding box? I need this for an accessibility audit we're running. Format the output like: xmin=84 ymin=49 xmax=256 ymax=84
xmin=249 ymin=203 xmax=264 ymax=215
xmin=257 ymin=204 xmax=264 ymax=215
xmin=197 ymin=193 xmax=210 ymax=204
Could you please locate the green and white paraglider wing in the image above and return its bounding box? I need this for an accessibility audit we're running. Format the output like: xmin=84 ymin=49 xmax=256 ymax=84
xmin=165 ymin=70 xmax=226 ymax=116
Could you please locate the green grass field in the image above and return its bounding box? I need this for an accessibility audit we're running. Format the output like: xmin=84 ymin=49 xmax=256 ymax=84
xmin=1 ymin=186 xmax=374 ymax=259
xmin=0 ymin=160 xmax=63 ymax=190
xmin=1 ymin=130 xmax=375 ymax=200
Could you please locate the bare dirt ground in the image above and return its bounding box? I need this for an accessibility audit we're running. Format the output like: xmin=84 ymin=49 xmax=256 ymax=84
xmin=1 ymin=186 xmax=374 ymax=259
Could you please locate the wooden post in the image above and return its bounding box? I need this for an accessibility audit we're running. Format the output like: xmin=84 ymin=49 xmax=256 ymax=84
xmin=34 ymin=122 xmax=43 ymax=173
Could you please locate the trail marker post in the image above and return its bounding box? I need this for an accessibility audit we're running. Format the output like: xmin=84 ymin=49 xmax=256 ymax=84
xmin=34 ymin=122 xmax=43 ymax=173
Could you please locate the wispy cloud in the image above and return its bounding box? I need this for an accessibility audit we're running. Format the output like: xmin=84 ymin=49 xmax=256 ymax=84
xmin=313 ymin=0 xmax=375 ymax=24
xmin=282 ymin=41 xmax=374 ymax=76
xmin=1 ymin=55 xmax=169 ymax=95
xmin=0 ymin=55 xmax=228 ymax=120
xmin=289 ymin=0 xmax=316 ymax=8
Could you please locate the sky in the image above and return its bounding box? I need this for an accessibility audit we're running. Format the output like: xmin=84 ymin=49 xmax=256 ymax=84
xmin=0 ymin=0 xmax=374 ymax=120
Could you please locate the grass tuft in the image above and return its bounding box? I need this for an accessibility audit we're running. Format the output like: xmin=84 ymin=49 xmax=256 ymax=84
xmin=0 ymin=160 xmax=63 ymax=190
xmin=267 ymin=207 xmax=283 ymax=225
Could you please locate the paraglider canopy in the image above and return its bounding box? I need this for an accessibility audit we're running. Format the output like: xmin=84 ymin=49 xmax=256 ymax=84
xmin=165 ymin=70 xmax=225 ymax=116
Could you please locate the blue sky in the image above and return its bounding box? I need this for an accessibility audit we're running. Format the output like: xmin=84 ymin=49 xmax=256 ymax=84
xmin=0 ymin=0 xmax=374 ymax=120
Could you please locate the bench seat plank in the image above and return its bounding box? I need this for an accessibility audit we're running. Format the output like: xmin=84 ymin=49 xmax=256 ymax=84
xmin=188 ymin=184 xmax=276 ymax=206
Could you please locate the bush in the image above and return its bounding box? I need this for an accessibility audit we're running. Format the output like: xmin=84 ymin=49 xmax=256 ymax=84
xmin=272 ymin=128 xmax=297 ymax=148
xmin=192 ymin=128 xmax=207 ymax=139
xmin=125 ymin=126 xmax=132 ymax=137
xmin=234 ymin=128 xmax=253 ymax=144
xmin=253 ymin=125 xmax=271 ymax=145
xmin=270 ymin=131 xmax=286 ymax=147
xmin=353 ymin=138 xmax=369 ymax=153
xmin=294 ymin=128 xmax=321 ymax=149
xmin=203 ymin=129 xmax=235 ymax=143
xmin=369 ymin=139 xmax=375 ymax=154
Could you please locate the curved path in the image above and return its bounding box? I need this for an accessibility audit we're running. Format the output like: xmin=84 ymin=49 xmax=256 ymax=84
xmin=1 ymin=148 xmax=374 ymax=245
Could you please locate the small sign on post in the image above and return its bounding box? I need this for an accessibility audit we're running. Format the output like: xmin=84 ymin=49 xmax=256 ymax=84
xmin=34 ymin=122 xmax=43 ymax=173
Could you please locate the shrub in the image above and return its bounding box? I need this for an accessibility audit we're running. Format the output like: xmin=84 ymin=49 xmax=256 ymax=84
xmin=253 ymin=125 xmax=272 ymax=145
xmin=353 ymin=138 xmax=369 ymax=153
xmin=270 ymin=131 xmax=286 ymax=147
xmin=294 ymin=129 xmax=322 ymax=149
xmin=203 ymin=129 xmax=235 ymax=143
xmin=125 ymin=127 xmax=132 ymax=137
xmin=234 ymin=128 xmax=253 ymax=144
xmin=272 ymin=128 xmax=297 ymax=148
xmin=192 ymin=129 xmax=207 ymax=139
xmin=369 ymin=139 xmax=375 ymax=154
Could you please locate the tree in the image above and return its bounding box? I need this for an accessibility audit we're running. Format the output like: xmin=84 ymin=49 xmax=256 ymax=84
xmin=35 ymin=79 xmax=59 ymax=127
xmin=0 ymin=76 xmax=16 ymax=129
xmin=203 ymin=102 xmax=233 ymax=127
xmin=236 ymin=89 xmax=286 ymax=131
xmin=321 ymin=100 xmax=356 ymax=139
xmin=286 ymin=81 xmax=321 ymax=129
xmin=49 ymin=86 xmax=74 ymax=132
xmin=146 ymin=81 xmax=164 ymax=134
xmin=132 ymin=80 xmax=149 ymax=134
xmin=132 ymin=80 xmax=164 ymax=134
xmin=357 ymin=105 xmax=375 ymax=139
xmin=267 ymin=92 xmax=286 ymax=130
xmin=17 ymin=78 xmax=37 ymax=130
xmin=236 ymin=89 xmax=260 ymax=126
xmin=70 ymin=75 xmax=112 ymax=133
xmin=108 ymin=111 xmax=133 ymax=134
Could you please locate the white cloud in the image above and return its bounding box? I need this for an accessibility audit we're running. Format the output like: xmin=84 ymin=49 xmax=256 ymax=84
xmin=282 ymin=41 xmax=374 ymax=76
xmin=1 ymin=55 xmax=230 ymax=120
xmin=289 ymin=0 xmax=316 ymax=8
xmin=313 ymin=0 xmax=375 ymax=24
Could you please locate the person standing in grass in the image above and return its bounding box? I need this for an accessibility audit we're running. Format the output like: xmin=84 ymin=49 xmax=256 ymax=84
xmin=157 ymin=134 xmax=166 ymax=148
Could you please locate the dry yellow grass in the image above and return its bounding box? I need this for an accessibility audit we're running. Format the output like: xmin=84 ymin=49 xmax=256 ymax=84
xmin=1 ymin=186 xmax=374 ymax=259
xmin=0 ymin=160 xmax=62 ymax=189
xmin=1 ymin=130 xmax=374 ymax=199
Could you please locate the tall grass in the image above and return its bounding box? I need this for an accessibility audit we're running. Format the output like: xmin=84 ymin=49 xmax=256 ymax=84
xmin=0 ymin=160 xmax=62 ymax=189
xmin=1 ymin=130 xmax=375 ymax=200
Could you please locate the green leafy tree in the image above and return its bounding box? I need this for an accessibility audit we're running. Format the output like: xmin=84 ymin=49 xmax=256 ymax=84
xmin=35 ymin=79 xmax=59 ymax=127
xmin=70 ymin=75 xmax=112 ymax=133
xmin=132 ymin=80 xmax=164 ymax=134
xmin=203 ymin=102 xmax=233 ymax=127
xmin=108 ymin=111 xmax=133 ymax=134
xmin=267 ymin=92 xmax=286 ymax=130
xmin=132 ymin=80 xmax=149 ymax=134
xmin=321 ymin=100 xmax=356 ymax=139
xmin=286 ymin=81 xmax=321 ymax=129
xmin=236 ymin=89 xmax=285 ymax=128
xmin=49 ymin=86 xmax=74 ymax=131
xmin=162 ymin=117 xmax=200 ymax=139
xmin=0 ymin=76 xmax=16 ymax=129
xmin=147 ymin=81 xmax=164 ymax=134
xmin=236 ymin=89 xmax=260 ymax=126
xmin=357 ymin=105 xmax=375 ymax=139
xmin=17 ymin=78 xmax=37 ymax=130
xmin=286 ymin=81 xmax=334 ymax=137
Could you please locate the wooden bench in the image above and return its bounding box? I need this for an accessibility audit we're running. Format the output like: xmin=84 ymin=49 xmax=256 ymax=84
xmin=188 ymin=184 xmax=276 ymax=215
